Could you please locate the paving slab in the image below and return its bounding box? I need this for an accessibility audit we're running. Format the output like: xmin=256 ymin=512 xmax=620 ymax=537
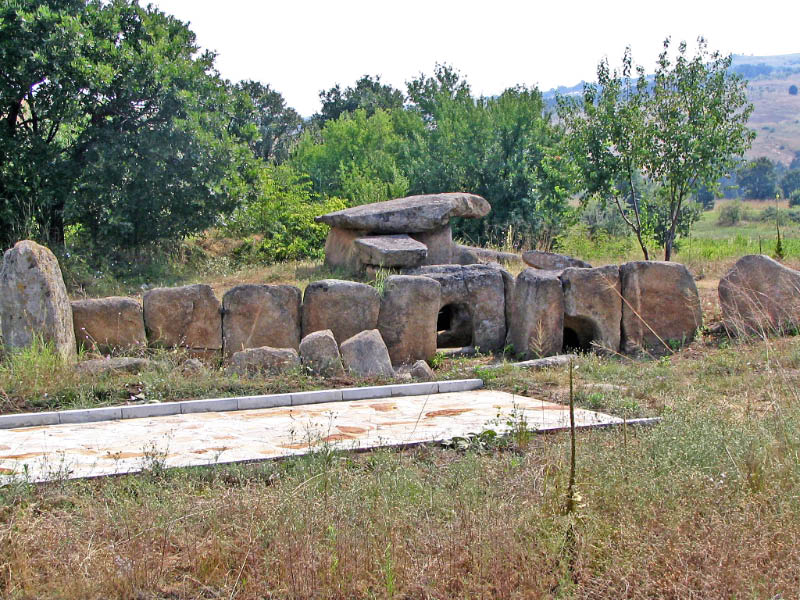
xmin=0 ymin=390 xmax=621 ymax=484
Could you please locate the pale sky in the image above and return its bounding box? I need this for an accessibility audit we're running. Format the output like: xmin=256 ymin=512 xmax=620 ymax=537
xmin=150 ymin=0 xmax=800 ymax=116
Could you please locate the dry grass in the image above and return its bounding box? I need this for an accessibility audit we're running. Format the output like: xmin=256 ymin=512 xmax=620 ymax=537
xmin=2 ymin=334 xmax=800 ymax=598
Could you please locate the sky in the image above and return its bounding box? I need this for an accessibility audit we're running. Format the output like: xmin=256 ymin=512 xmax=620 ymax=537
xmin=149 ymin=0 xmax=800 ymax=116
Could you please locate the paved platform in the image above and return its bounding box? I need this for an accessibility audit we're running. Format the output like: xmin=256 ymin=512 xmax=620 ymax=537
xmin=0 ymin=390 xmax=621 ymax=483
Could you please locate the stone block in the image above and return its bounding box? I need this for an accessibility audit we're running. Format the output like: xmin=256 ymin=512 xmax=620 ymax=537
xmin=222 ymin=284 xmax=301 ymax=356
xmin=71 ymin=296 xmax=145 ymax=353
xmin=143 ymin=284 xmax=221 ymax=350
xmin=377 ymin=275 xmax=441 ymax=365
xmin=302 ymin=279 xmax=380 ymax=344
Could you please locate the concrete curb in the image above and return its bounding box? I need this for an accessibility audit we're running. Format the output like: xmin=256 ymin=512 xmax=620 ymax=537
xmin=0 ymin=379 xmax=484 ymax=430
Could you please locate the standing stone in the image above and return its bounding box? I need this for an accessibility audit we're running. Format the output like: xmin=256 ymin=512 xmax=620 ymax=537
xmin=620 ymin=261 xmax=702 ymax=355
xmin=323 ymin=227 xmax=364 ymax=272
xmin=409 ymin=226 xmax=454 ymax=265
xmin=560 ymin=265 xmax=622 ymax=354
xmin=301 ymin=279 xmax=381 ymax=344
xmin=222 ymin=284 xmax=301 ymax=356
xmin=299 ymin=329 xmax=344 ymax=376
xmin=409 ymin=264 xmax=507 ymax=352
xmin=71 ymin=297 xmax=146 ymax=353
xmin=0 ymin=240 xmax=76 ymax=362
xmin=143 ymin=284 xmax=222 ymax=351
xmin=377 ymin=275 xmax=441 ymax=365
xmin=229 ymin=346 xmax=300 ymax=376
xmin=508 ymin=269 xmax=564 ymax=359
xmin=340 ymin=329 xmax=394 ymax=377
xmin=718 ymin=254 xmax=800 ymax=335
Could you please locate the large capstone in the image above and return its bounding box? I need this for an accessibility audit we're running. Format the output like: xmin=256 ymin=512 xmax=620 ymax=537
xmin=560 ymin=265 xmax=621 ymax=354
xmin=620 ymin=261 xmax=702 ymax=355
xmin=143 ymin=284 xmax=222 ymax=352
xmin=508 ymin=268 xmax=564 ymax=359
xmin=718 ymin=254 xmax=800 ymax=335
xmin=377 ymin=275 xmax=441 ymax=365
xmin=301 ymin=279 xmax=381 ymax=345
xmin=71 ymin=297 xmax=146 ymax=354
xmin=0 ymin=240 xmax=76 ymax=362
xmin=316 ymin=192 xmax=490 ymax=233
xmin=222 ymin=284 xmax=301 ymax=356
xmin=340 ymin=329 xmax=394 ymax=377
xmin=522 ymin=250 xmax=591 ymax=271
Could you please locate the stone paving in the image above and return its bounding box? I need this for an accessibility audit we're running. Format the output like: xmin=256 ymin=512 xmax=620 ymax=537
xmin=0 ymin=390 xmax=621 ymax=483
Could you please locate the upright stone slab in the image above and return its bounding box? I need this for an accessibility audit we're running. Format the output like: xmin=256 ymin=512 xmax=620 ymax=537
xmin=560 ymin=265 xmax=621 ymax=354
xmin=409 ymin=226 xmax=453 ymax=265
xmin=409 ymin=264 xmax=507 ymax=352
xmin=620 ymin=261 xmax=702 ymax=355
xmin=143 ymin=284 xmax=222 ymax=352
xmin=222 ymin=284 xmax=301 ymax=356
xmin=718 ymin=254 xmax=800 ymax=334
xmin=0 ymin=240 xmax=76 ymax=362
xmin=508 ymin=269 xmax=564 ymax=359
xmin=377 ymin=275 xmax=441 ymax=365
xmin=323 ymin=227 xmax=363 ymax=271
xmin=302 ymin=279 xmax=381 ymax=344
xmin=71 ymin=297 xmax=146 ymax=353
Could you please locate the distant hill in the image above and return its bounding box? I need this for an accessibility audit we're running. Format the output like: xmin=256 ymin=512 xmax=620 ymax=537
xmin=543 ymin=53 xmax=800 ymax=165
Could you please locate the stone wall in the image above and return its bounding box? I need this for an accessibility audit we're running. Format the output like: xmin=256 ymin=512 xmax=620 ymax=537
xmin=1 ymin=240 xmax=706 ymax=371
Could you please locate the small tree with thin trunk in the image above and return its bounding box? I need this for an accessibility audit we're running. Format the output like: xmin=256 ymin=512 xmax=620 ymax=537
xmin=560 ymin=38 xmax=755 ymax=260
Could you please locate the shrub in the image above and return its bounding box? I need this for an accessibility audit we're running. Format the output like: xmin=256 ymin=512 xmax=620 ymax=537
xmin=718 ymin=201 xmax=743 ymax=226
xmin=790 ymin=189 xmax=800 ymax=207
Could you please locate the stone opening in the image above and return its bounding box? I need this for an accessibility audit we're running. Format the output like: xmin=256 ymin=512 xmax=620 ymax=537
xmin=562 ymin=315 xmax=599 ymax=353
xmin=437 ymin=303 xmax=473 ymax=348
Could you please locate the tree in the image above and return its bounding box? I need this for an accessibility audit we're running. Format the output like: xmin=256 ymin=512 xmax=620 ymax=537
xmin=790 ymin=84 xmax=798 ymax=96
xmin=231 ymin=81 xmax=302 ymax=164
xmin=560 ymin=38 xmax=755 ymax=260
xmin=737 ymin=157 xmax=777 ymax=199
xmin=317 ymin=75 xmax=404 ymax=125
xmin=779 ymin=168 xmax=800 ymax=198
xmin=0 ymin=0 xmax=252 ymax=250
xmin=290 ymin=108 xmax=410 ymax=206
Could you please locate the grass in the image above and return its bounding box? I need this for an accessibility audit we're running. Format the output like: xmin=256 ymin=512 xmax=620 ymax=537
xmin=2 ymin=334 xmax=800 ymax=597
xmin=3 ymin=210 xmax=800 ymax=596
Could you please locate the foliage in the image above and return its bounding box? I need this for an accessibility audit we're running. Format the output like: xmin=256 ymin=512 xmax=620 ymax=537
xmin=291 ymin=108 xmax=410 ymax=206
xmin=231 ymin=80 xmax=302 ymax=164
xmin=718 ymin=201 xmax=743 ymax=226
xmin=316 ymin=74 xmax=404 ymax=125
xmin=780 ymin=169 xmax=800 ymax=198
xmin=738 ymin=157 xmax=778 ymax=199
xmin=790 ymin=189 xmax=800 ymax=207
xmin=695 ymin=185 xmax=715 ymax=210
xmin=220 ymin=165 xmax=346 ymax=263
xmin=559 ymin=38 xmax=755 ymax=260
xmin=0 ymin=0 xmax=254 ymax=251
xmin=790 ymin=84 xmax=798 ymax=96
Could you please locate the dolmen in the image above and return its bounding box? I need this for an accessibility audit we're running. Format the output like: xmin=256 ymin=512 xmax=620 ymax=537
xmin=315 ymin=192 xmax=491 ymax=272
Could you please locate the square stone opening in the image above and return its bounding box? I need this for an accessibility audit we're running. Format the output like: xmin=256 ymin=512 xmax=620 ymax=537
xmin=437 ymin=303 xmax=473 ymax=348
xmin=563 ymin=315 xmax=600 ymax=353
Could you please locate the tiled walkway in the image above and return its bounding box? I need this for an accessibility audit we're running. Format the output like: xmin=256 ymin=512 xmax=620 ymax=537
xmin=0 ymin=390 xmax=620 ymax=483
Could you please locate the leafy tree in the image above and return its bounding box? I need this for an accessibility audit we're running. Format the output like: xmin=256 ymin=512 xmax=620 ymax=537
xmin=560 ymin=38 xmax=754 ymax=260
xmin=779 ymin=169 xmax=800 ymax=198
xmin=737 ymin=157 xmax=778 ymax=199
xmin=317 ymin=75 xmax=404 ymax=125
xmin=1 ymin=0 xmax=252 ymax=250
xmin=790 ymin=84 xmax=798 ymax=96
xmin=231 ymin=81 xmax=302 ymax=164
xmin=290 ymin=108 xmax=410 ymax=205
xmin=695 ymin=185 xmax=715 ymax=210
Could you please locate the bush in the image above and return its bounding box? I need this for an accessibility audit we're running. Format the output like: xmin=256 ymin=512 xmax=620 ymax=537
xmin=790 ymin=189 xmax=800 ymax=207
xmin=717 ymin=201 xmax=743 ymax=226
xmin=221 ymin=165 xmax=347 ymax=263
